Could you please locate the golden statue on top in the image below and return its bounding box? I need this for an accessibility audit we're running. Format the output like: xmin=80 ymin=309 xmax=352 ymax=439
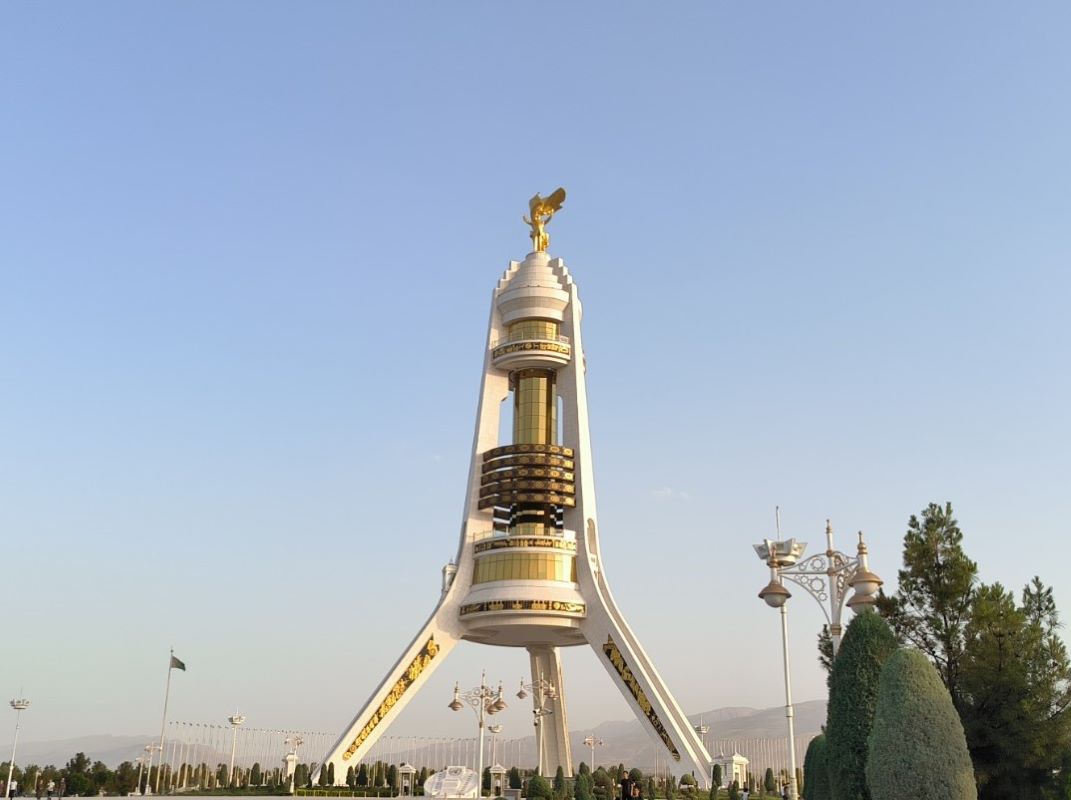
xmin=523 ymin=187 xmax=566 ymax=253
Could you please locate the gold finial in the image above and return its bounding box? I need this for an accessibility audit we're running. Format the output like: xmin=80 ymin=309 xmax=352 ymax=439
xmin=522 ymin=188 xmax=566 ymax=252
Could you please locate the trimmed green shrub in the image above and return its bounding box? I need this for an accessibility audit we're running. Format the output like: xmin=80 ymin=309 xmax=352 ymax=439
xmin=528 ymin=775 xmax=553 ymax=800
xmin=826 ymin=609 xmax=898 ymax=800
xmin=575 ymin=773 xmax=594 ymax=800
xmin=866 ymin=649 xmax=975 ymax=800
xmin=802 ymin=734 xmax=830 ymax=800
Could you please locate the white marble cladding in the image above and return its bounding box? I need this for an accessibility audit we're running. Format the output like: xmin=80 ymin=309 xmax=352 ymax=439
xmin=496 ymin=250 xmax=574 ymax=325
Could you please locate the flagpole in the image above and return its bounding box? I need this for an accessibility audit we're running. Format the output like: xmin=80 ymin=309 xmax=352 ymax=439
xmin=154 ymin=648 xmax=176 ymax=794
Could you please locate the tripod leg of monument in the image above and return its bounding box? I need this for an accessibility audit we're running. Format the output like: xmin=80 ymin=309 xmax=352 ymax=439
xmin=580 ymin=533 xmax=711 ymax=789
xmin=527 ymin=645 xmax=573 ymax=777
xmin=315 ymin=613 xmax=460 ymax=783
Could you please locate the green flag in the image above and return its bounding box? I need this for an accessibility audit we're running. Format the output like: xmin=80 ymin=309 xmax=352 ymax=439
xmin=170 ymin=654 xmax=186 ymax=671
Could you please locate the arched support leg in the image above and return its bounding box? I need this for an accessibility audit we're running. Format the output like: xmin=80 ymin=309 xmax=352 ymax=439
xmin=314 ymin=616 xmax=460 ymax=785
xmin=579 ymin=528 xmax=711 ymax=788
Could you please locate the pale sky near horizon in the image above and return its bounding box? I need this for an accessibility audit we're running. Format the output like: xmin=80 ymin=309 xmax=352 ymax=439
xmin=3 ymin=3 xmax=1070 ymax=752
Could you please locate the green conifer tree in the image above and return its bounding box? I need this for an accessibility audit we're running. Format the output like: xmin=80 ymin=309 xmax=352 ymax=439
xmin=827 ymin=610 xmax=898 ymax=800
xmin=866 ymin=649 xmax=975 ymax=800
xmin=802 ymin=735 xmax=829 ymax=800
xmin=764 ymin=768 xmax=775 ymax=794
xmin=528 ymin=775 xmax=553 ymax=800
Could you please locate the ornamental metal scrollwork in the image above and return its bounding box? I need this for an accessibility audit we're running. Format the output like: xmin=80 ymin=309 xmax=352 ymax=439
xmin=779 ymin=551 xmax=860 ymax=624
xmin=602 ymin=635 xmax=680 ymax=761
xmin=342 ymin=636 xmax=440 ymax=760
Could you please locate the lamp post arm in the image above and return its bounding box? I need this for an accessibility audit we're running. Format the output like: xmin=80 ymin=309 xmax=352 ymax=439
xmin=779 ymin=550 xmax=860 ymax=626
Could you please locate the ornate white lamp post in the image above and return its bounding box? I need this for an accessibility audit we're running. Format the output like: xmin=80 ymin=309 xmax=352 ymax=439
xmin=581 ymin=735 xmax=602 ymax=770
xmin=516 ymin=674 xmax=557 ymax=777
xmin=488 ymin=725 xmax=503 ymax=769
xmin=134 ymin=755 xmax=147 ymax=796
xmin=6 ymin=698 xmax=30 ymax=800
xmin=775 ymin=520 xmax=884 ymax=654
xmin=449 ymin=672 xmax=507 ymax=796
xmin=228 ymin=712 xmax=247 ymax=787
xmin=283 ymin=735 xmax=303 ymax=794
xmin=135 ymin=745 xmax=156 ymax=796
xmin=753 ymin=513 xmax=882 ymax=800
xmin=754 ymin=535 xmax=804 ymax=800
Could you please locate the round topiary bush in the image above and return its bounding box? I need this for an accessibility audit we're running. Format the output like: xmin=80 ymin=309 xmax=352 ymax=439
xmin=802 ymin=733 xmax=830 ymax=800
xmin=826 ymin=609 xmax=898 ymax=800
xmin=866 ymin=649 xmax=976 ymax=800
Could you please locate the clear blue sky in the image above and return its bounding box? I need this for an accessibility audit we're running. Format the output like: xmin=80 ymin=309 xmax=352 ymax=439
xmin=3 ymin=3 xmax=1069 ymax=750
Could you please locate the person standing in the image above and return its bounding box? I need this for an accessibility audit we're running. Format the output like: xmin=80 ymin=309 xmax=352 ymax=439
xmin=619 ymin=770 xmax=633 ymax=800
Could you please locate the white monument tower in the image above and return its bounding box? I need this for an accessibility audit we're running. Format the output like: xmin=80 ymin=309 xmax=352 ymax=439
xmin=315 ymin=190 xmax=711 ymax=787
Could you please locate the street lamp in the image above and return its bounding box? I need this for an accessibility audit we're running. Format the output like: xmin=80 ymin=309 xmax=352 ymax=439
xmin=139 ymin=744 xmax=160 ymax=795
xmin=581 ymin=735 xmax=602 ymax=770
xmin=283 ymin=736 xmax=303 ymax=794
xmin=134 ymin=755 xmax=147 ymax=796
xmin=488 ymin=725 xmax=503 ymax=768
xmin=6 ymin=698 xmax=30 ymax=800
xmin=754 ymin=534 xmax=803 ymax=800
xmin=449 ymin=672 xmax=507 ymax=796
xmin=228 ymin=712 xmax=247 ymax=787
xmin=773 ymin=520 xmax=884 ymax=654
xmin=517 ymin=674 xmax=557 ymax=777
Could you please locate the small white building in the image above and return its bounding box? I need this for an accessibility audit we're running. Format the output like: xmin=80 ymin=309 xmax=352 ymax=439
xmin=398 ymin=763 xmax=418 ymax=797
xmin=711 ymin=752 xmax=749 ymax=788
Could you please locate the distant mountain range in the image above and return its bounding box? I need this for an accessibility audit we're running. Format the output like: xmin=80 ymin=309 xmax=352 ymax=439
xmin=2 ymin=701 xmax=826 ymax=772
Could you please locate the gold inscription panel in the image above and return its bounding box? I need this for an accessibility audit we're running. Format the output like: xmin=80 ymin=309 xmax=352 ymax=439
xmin=492 ymin=340 xmax=571 ymax=360
xmin=460 ymin=599 xmax=586 ymax=616
xmin=342 ymin=636 xmax=440 ymax=760
xmin=474 ymin=536 xmax=576 ymax=553
xmin=602 ymin=635 xmax=681 ymax=761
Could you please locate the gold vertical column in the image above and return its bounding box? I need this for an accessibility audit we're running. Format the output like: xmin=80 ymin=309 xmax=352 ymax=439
xmin=510 ymin=368 xmax=557 ymax=535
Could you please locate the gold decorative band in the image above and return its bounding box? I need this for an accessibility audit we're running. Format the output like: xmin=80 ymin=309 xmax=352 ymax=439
xmin=478 ymin=491 xmax=576 ymax=510
xmin=460 ymin=599 xmax=586 ymax=616
xmin=492 ymin=340 xmax=572 ymax=360
xmin=474 ymin=536 xmax=577 ymax=554
xmin=480 ymin=467 xmax=574 ymax=486
xmin=602 ymin=635 xmax=681 ymax=761
xmin=481 ymin=455 xmax=575 ymax=472
xmin=341 ymin=636 xmax=440 ymax=760
xmin=483 ymin=443 xmax=575 ymax=461
xmin=479 ymin=479 xmax=575 ymax=498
